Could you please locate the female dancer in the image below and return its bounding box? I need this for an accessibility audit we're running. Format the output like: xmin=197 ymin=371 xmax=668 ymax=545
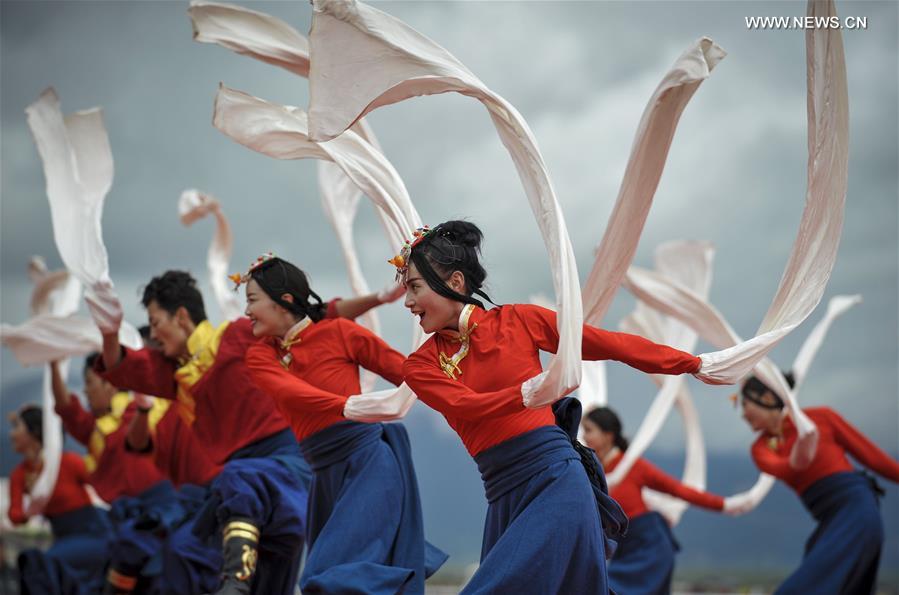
xmin=8 ymin=404 xmax=112 ymax=594
xmin=582 ymin=406 xmax=726 ymax=595
xmin=240 ymin=253 xmax=445 ymax=595
xmin=399 ymin=220 xmax=714 ymax=594
xmin=739 ymin=372 xmax=898 ymax=594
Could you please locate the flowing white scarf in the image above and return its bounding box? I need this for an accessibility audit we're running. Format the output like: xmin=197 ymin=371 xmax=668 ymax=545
xmin=24 ymin=88 xmax=130 ymax=338
xmin=178 ymin=189 xmax=243 ymax=322
xmin=626 ymin=257 xmax=861 ymax=510
xmin=610 ymin=241 xmax=715 ymax=526
xmin=11 ymin=259 xmax=81 ymax=514
xmin=681 ymin=0 xmax=847 ymax=466
xmin=306 ymin=0 xmax=584 ymax=406
xmin=212 ymin=87 xmax=420 ymax=419
xmin=190 ymin=1 xmax=417 ymax=391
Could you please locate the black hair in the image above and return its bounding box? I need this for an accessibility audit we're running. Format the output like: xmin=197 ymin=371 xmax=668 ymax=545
xmin=249 ymin=257 xmax=327 ymax=322
xmin=408 ymin=220 xmax=495 ymax=308
xmin=141 ymin=270 xmax=207 ymax=324
xmin=18 ymin=406 xmax=43 ymax=445
xmin=585 ymin=406 xmax=629 ymax=451
xmin=84 ymin=352 xmax=101 ymax=375
xmin=741 ymin=371 xmax=795 ymax=410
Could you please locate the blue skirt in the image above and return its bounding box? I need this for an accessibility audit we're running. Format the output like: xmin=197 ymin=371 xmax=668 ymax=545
xmin=18 ymin=505 xmax=113 ymax=595
xmin=106 ymin=478 xmax=188 ymax=589
xmin=142 ymin=483 xmax=222 ymax=595
xmin=462 ymin=421 xmax=612 ymax=594
xmin=776 ymin=471 xmax=884 ymax=595
xmin=192 ymin=428 xmax=311 ymax=595
xmin=608 ymin=512 xmax=680 ymax=595
xmin=299 ymin=421 xmax=448 ymax=594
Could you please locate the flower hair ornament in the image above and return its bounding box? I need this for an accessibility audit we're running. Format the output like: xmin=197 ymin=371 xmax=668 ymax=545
xmin=229 ymin=252 xmax=277 ymax=290
xmin=388 ymin=225 xmax=432 ymax=282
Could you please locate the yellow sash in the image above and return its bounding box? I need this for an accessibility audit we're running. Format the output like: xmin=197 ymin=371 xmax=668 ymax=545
xmin=172 ymin=320 xmax=230 ymax=426
xmin=84 ymin=392 xmax=129 ymax=474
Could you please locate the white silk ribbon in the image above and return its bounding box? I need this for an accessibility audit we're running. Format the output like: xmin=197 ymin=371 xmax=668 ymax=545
xmin=25 ymin=88 xmax=126 ymax=337
xmin=307 ymin=0 xmax=582 ymax=406
xmin=212 ymin=85 xmax=423 ymax=419
xmin=178 ymin=189 xmax=243 ymax=321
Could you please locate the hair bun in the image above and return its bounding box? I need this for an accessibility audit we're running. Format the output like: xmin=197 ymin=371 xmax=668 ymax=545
xmin=438 ymin=220 xmax=483 ymax=250
xmin=783 ymin=370 xmax=796 ymax=389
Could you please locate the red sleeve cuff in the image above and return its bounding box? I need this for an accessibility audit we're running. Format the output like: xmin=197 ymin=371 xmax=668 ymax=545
xmin=326 ymin=298 xmax=342 ymax=320
xmin=92 ymin=345 xmax=127 ymax=377
xmin=54 ymin=394 xmax=82 ymax=418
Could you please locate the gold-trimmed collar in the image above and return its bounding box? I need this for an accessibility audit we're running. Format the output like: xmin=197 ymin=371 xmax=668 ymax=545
xmin=437 ymin=304 xmax=479 ymax=380
xmin=437 ymin=304 xmax=479 ymax=341
xmin=277 ymin=316 xmax=313 ymax=369
xmin=281 ymin=317 xmax=313 ymax=350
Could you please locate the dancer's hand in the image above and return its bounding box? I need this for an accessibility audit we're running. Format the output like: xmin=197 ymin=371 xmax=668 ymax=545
xmin=376 ymin=281 xmax=406 ymax=304
xmin=133 ymin=392 xmax=154 ymax=411
xmin=723 ymin=493 xmax=754 ymax=516
xmin=692 ymin=354 xmax=734 ymax=386
xmin=85 ymin=280 xmax=122 ymax=335
xmin=25 ymin=495 xmax=49 ymax=518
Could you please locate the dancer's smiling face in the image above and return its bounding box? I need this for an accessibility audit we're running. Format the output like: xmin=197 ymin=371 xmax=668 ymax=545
xmin=580 ymin=418 xmax=614 ymax=456
xmin=8 ymin=413 xmax=39 ymax=455
xmin=145 ymin=301 xmax=194 ymax=361
xmin=403 ymin=262 xmax=466 ymax=334
xmin=740 ymin=393 xmax=783 ymax=434
xmin=83 ymin=367 xmax=116 ymax=417
xmin=245 ymin=279 xmax=298 ymax=338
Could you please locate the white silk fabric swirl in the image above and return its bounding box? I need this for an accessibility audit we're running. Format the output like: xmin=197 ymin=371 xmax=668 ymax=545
xmin=212 ymin=86 xmax=420 ymax=420
xmin=609 ymin=241 xmax=714 ymax=527
xmin=24 ymin=88 xmax=129 ymax=337
xmin=683 ymin=0 xmax=848 ymax=466
xmin=570 ymin=33 xmax=724 ymax=513
xmin=178 ymin=190 xmax=243 ymax=322
xmin=190 ymin=0 xmax=414 ymax=390
xmin=626 ymin=257 xmax=861 ymax=510
xmin=306 ymin=0 xmax=583 ymax=406
xmin=18 ymin=259 xmax=80 ymax=514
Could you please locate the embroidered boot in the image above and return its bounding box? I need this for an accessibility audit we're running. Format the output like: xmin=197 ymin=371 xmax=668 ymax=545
xmin=215 ymin=518 xmax=259 ymax=595
xmin=101 ymin=564 xmax=140 ymax=595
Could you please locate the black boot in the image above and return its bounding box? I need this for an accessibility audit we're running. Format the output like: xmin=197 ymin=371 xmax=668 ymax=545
xmin=214 ymin=518 xmax=260 ymax=595
xmin=101 ymin=565 xmax=139 ymax=595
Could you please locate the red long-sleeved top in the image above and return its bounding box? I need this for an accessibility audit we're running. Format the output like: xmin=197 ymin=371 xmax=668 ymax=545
xmin=605 ymin=451 xmax=724 ymax=520
xmin=96 ymin=318 xmax=293 ymax=466
xmin=752 ymin=406 xmax=899 ymax=495
xmin=246 ymin=318 xmax=405 ymax=441
xmin=148 ymin=405 xmax=222 ymax=486
xmin=403 ymin=304 xmax=701 ymax=456
xmin=7 ymin=452 xmax=93 ymax=525
xmin=55 ymin=394 xmax=165 ymax=502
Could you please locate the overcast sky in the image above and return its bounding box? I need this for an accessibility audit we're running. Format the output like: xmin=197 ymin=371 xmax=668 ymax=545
xmin=2 ymin=0 xmax=897 ymax=460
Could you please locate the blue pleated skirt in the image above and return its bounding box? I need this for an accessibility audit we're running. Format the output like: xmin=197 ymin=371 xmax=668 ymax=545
xmin=462 ymin=423 xmax=612 ymax=594
xmin=18 ymin=505 xmax=113 ymax=595
xmin=776 ymin=471 xmax=884 ymax=595
xmin=192 ymin=428 xmax=311 ymax=595
xmin=299 ymin=421 xmax=448 ymax=594
xmin=608 ymin=511 xmax=679 ymax=595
